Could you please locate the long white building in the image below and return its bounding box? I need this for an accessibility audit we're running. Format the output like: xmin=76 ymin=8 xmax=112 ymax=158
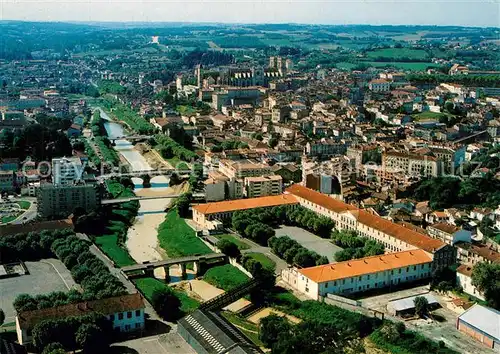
xmin=283 ymin=250 xmax=433 ymax=300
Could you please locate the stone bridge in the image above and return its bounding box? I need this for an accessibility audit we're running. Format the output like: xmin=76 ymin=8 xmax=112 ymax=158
xmin=121 ymin=253 xmax=227 ymax=282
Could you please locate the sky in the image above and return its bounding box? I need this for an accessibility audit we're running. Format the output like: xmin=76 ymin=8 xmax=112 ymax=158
xmin=1 ymin=0 xmax=499 ymax=27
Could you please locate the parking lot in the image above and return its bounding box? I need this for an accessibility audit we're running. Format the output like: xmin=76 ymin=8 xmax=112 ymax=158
xmin=111 ymin=332 xmax=195 ymax=354
xmin=275 ymin=225 xmax=342 ymax=261
xmin=0 ymin=259 xmax=77 ymax=322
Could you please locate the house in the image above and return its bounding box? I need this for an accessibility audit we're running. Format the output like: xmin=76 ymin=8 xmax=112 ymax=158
xmin=369 ymin=79 xmax=391 ymax=93
xmin=457 ymin=304 xmax=500 ymax=350
xmin=67 ymin=123 xmax=82 ymax=138
xmin=283 ymin=249 xmax=433 ymax=300
xmin=470 ymin=208 xmax=493 ymax=222
xmin=427 ymin=223 xmax=472 ymax=245
xmin=455 ymin=242 xmax=500 ymax=266
xmin=456 ymin=264 xmax=485 ymax=301
xmin=270 ymin=164 xmax=302 ymax=183
xmin=16 ymin=293 xmax=145 ymax=345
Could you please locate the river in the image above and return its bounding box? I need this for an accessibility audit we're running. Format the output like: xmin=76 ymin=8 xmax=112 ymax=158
xmin=98 ymin=108 xmax=187 ymax=281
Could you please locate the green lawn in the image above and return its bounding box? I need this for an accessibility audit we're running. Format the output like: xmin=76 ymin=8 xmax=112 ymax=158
xmin=166 ymin=156 xmax=189 ymax=170
xmin=216 ymin=234 xmax=250 ymax=250
xmin=134 ymin=277 xmax=200 ymax=313
xmin=176 ymin=105 xmax=198 ymax=116
xmin=157 ymin=209 xmax=212 ymax=258
xmin=16 ymin=201 xmax=31 ymax=210
xmin=1 ymin=215 xmax=17 ymax=224
xmin=245 ymin=252 xmax=276 ymax=271
xmin=95 ymin=234 xmax=136 ymax=267
xmin=221 ymin=311 xmax=264 ymax=347
xmin=203 ymin=264 xmax=249 ymax=291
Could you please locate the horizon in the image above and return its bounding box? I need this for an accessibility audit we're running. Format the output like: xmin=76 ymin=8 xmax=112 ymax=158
xmin=1 ymin=0 xmax=499 ymax=28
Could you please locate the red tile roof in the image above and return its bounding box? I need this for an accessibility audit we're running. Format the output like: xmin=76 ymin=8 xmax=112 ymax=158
xmin=285 ymin=184 xmax=357 ymax=214
xmin=17 ymin=293 xmax=144 ymax=330
xmin=193 ymin=194 xmax=298 ymax=215
xmin=299 ymin=250 xmax=432 ymax=283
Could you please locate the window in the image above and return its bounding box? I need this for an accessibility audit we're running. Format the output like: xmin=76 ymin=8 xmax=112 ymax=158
xmin=136 ymin=310 xmax=141 ymax=317
xmin=127 ymin=311 xmax=132 ymax=319
xmin=135 ymin=323 xmax=142 ymax=329
xmin=325 ymin=282 xmax=329 ymax=288
xmin=398 ymin=269 xmax=402 ymax=274
xmin=118 ymin=313 xmax=124 ymax=320
xmin=125 ymin=324 xmax=131 ymax=331
xmin=109 ymin=314 xmax=115 ymax=321
xmin=406 ymin=267 xmax=409 ymax=272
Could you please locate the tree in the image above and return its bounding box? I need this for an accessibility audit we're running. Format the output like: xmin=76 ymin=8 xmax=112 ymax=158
xmin=268 ymin=137 xmax=278 ymax=148
xmin=176 ymin=192 xmax=192 ymax=217
xmin=42 ymin=343 xmax=65 ymax=354
xmin=414 ymin=296 xmax=429 ymax=318
xmin=217 ymin=239 xmax=240 ymax=258
xmin=76 ymin=323 xmax=108 ymax=353
xmin=259 ymin=314 xmax=291 ymax=347
xmin=141 ymin=174 xmax=151 ymax=188
xmin=151 ymin=287 xmax=181 ymax=321
xmin=472 ymin=262 xmax=500 ymax=309
xmin=0 ymin=308 xmax=4 ymax=326
xmin=169 ymin=172 xmax=182 ymax=186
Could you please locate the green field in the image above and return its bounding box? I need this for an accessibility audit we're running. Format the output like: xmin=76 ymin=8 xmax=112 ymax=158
xmin=157 ymin=209 xmax=212 ymax=257
xmin=95 ymin=234 xmax=136 ymax=267
xmin=365 ymin=48 xmax=429 ymax=60
xmin=16 ymin=201 xmax=30 ymax=210
xmin=364 ymin=61 xmax=439 ymax=71
xmin=166 ymin=156 xmax=189 ymax=170
xmin=134 ymin=277 xmax=200 ymax=314
xmin=335 ymin=62 xmax=359 ymax=70
xmin=244 ymin=252 xmax=276 ymax=271
xmin=203 ymin=264 xmax=249 ymax=291
xmin=413 ymin=111 xmax=454 ymax=121
xmin=216 ymin=234 xmax=250 ymax=250
xmin=221 ymin=311 xmax=263 ymax=347
xmin=1 ymin=215 xmax=17 ymax=224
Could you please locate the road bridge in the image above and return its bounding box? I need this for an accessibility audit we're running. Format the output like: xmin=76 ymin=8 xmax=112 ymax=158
xmin=109 ymin=135 xmax=151 ymax=143
xmin=121 ymin=253 xmax=227 ymax=281
xmin=101 ymin=193 xmax=204 ymax=204
xmin=99 ymin=169 xmax=193 ymax=179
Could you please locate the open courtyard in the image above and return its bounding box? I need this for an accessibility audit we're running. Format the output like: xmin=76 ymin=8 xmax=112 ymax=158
xmin=0 ymin=259 xmax=78 ymax=322
xmin=274 ymin=226 xmax=342 ymax=262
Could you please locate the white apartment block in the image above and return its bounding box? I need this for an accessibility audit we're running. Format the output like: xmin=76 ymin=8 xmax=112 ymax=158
xmin=382 ymin=151 xmax=442 ymax=177
xmin=368 ymin=79 xmax=391 ymax=92
xmin=456 ymin=264 xmax=485 ymax=301
xmin=52 ymin=157 xmax=84 ymax=185
xmin=245 ymin=175 xmax=282 ymax=198
xmin=283 ymin=250 xmax=433 ymax=300
xmin=218 ymin=159 xmax=272 ymax=179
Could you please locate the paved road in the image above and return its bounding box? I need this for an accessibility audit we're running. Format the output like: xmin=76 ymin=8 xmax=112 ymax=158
xmin=77 ymin=233 xmax=161 ymax=321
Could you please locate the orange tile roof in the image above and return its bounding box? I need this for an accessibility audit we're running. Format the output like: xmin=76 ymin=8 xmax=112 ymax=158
xmin=193 ymin=194 xmax=298 ymax=215
xmin=299 ymin=250 xmax=432 ymax=283
xmin=352 ymin=209 xmax=446 ymax=253
xmin=285 ymin=184 xmax=357 ymax=213
xmin=285 ymin=184 xmax=445 ymax=253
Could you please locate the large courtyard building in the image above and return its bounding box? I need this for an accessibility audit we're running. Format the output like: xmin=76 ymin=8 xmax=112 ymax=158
xmin=285 ymin=184 xmax=455 ymax=270
xmin=283 ymin=250 xmax=433 ymax=300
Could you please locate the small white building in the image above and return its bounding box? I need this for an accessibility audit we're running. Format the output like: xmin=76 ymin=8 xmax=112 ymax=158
xmin=16 ymin=293 xmax=145 ymax=345
xmin=456 ymin=264 xmax=485 ymax=301
xmin=283 ymin=249 xmax=433 ymax=300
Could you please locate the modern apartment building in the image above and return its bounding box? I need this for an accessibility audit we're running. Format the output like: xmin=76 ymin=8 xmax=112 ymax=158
xmin=219 ymin=159 xmax=273 ymax=179
xmin=37 ymin=182 xmax=101 ymax=218
xmin=244 ymin=175 xmax=282 ymax=198
xmin=52 ymin=157 xmax=84 ymax=185
xmin=283 ymin=250 xmax=433 ymax=300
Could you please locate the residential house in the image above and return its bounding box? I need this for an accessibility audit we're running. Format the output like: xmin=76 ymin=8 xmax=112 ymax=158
xmin=16 ymin=293 xmax=145 ymax=345
xmin=456 ymin=264 xmax=485 ymax=301
xmin=427 ymin=223 xmax=472 ymax=245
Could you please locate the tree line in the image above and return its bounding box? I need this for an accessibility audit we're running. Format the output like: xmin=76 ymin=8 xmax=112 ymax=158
xmin=7 ymin=230 xmax=126 ymax=313
xmin=34 ymin=313 xmax=112 ymax=354
xmin=331 ymin=230 xmax=385 ymax=262
xmin=407 ymin=73 xmax=500 ymax=88
xmin=268 ymin=236 xmax=328 ymax=268
xmin=154 ymin=134 xmax=197 ymax=162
